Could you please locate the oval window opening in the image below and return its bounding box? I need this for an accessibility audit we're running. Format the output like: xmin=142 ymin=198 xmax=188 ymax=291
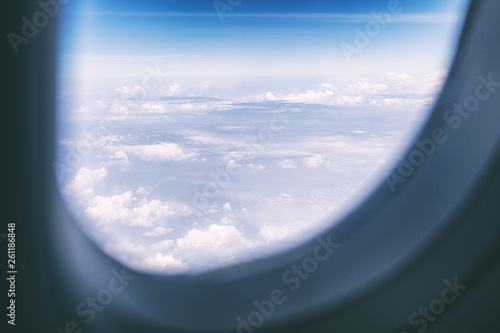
xmin=55 ymin=0 xmax=469 ymax=274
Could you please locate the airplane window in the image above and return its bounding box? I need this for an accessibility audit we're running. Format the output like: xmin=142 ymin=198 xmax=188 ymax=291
xmin=54 ymin=0 xmax=469 ymax=274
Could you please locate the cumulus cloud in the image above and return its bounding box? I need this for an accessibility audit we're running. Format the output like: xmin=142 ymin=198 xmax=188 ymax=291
xmin=120 ymin=143 xmax=195 ymax=162
xmin=277 ymin=159 xmax=297 ymax=169
xmin=259 ymin=225 xmax=293 ymax=243
xmin=251 ymin=71 xmax=444 ymax=110
xmin=144 ymin=226 xmax=173 ymax=237
xmin=176 ymin=224 xmax=241 ymax=250
xmin=85 ymin=191 xmax=188 ymax=227
xmin=150 ymin=239 xmax=175 ymax=251
xmin=303 ymin=154 xmax=324 ymax=168
xmin=105 ymin=240 xmax=187 ymax=273
xmin=333 ymin=95 xmax=364 ymax=106
xmin=64 ymin=167 xmax=108 ymax=197
xmin=284 ymin=89 xmax=334 ymax=104
xmin=348 ymin=80 xmax=390 ymax=94
xmin=226 ymin=159 xmax=242 ymax=171
xmin=425 ymin=68 xmax=448 ymax=83
xmin=112 ymin=85 xmax=147 ymax=113
xmin=136 ymin=187 xmax=149 ymax=196
xmin=256 ymin=92 xmax=278 ymax=101
xmin=130 ymin=198 xmax=182 ymax=227
xmin=254 ymin=86 xmax=362 ymax=106
xmin=141 ymin=253 xmax=188 ymax=272
xmin=166 ymin=83 xmax=180 ymax=96
xmin=385 ymin=72 xmax=413 ymax=80
xmin=115 ymin=85 xmax=145 ymax=98
xmin=420 ymin=68 xmax=448 ymax=93
xmin=257 ymin=88 xmax=334 ymax=104
xmin=101 ymin=150 xmax=130 ymax=170
xmin=175 ymin=224 xmax=256 ymax=264
xmin=247 ymin=163 xmax=265 ymax=171
xmin=85 ymin=191 xmax=135 ymax=225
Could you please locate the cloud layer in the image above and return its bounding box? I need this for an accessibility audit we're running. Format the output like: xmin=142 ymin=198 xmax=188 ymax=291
xmin=57 ymin=68 xmax=448 ymax=274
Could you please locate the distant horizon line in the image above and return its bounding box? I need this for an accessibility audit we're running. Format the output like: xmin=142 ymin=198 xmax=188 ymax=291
xmin=73 ymin=11 xmax=461 ymax=23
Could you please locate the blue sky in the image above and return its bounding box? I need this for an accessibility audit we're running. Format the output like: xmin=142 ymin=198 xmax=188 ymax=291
xmin=59 ymin=0 xmax=469 ymax=85
xmin=55 ymin=0 xmax=469 ymax=274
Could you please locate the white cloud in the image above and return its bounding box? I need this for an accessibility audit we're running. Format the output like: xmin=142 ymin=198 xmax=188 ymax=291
xmin=85 ymin=191 xmax=188 ymax=227
xmin=120 ymin=143 xmax=195 ymax=162
xmin=420 ymin=68 xmax=448 ymax=94
xmin=85 ymin=191 xmax=135 ymax=225
xmin=176 ymin=224 xmax=240 ymax=250
xmin=150 ymin=239 xmax=175 ymax=251
xmin=112 ymin=85 xmax=147 ymax=113
xmin=144 ymin=226 xmax=173 ymax=237
xmin=226 ymin=159 xmax=242 ymax=171
xmin=223 ymin=203 xmax=232 ymax=211
xmin=254 ymin=86 xmax=362 ymax=106
xmin=303 ymin=154 xmax=324 ymax=168
xmin=64 ymin=167 xmax=108 ymax=197
xmin=130 ymin=198 xmax=181 ymax=227
xmin=115 ymin=85 xmax=145 ymax=98
xmin=141 ymin=253 xmax=188 ymax=272
xmin=333 ymin=95 xmax=364 ymax=106
xmin=284 ymin=89 xmax=334 ymax=104
xmin=255 ymin=88 xmax=334 ymax=104
xmin=136 ymin=187 xmax=149 ymax=196
xmin=287 ymin=89 xmax=333 ymax=103
xmin=101 ymin=150 xmax=130 ymax=170
xmin=166 ymin=83 xmax=180 ymax=96
xmin=425 ymin=68 xmax=448 ymax=83
xmin=257 ymin=92 xmax=278 ymax=101
xmin=385 ymin=72 xmax=413 ymax=80
xmin=175 ymin=224 xmax=256 ymax=264
xmin=259 ymin=225 xmax=293 ymax=242
xmin=277 ymin=159 xmax=297 ymax=169
xmin=348 ymin=80 xmax=389 ymax=94
xmin=247 ymin=164 xmax=265 ymax=170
